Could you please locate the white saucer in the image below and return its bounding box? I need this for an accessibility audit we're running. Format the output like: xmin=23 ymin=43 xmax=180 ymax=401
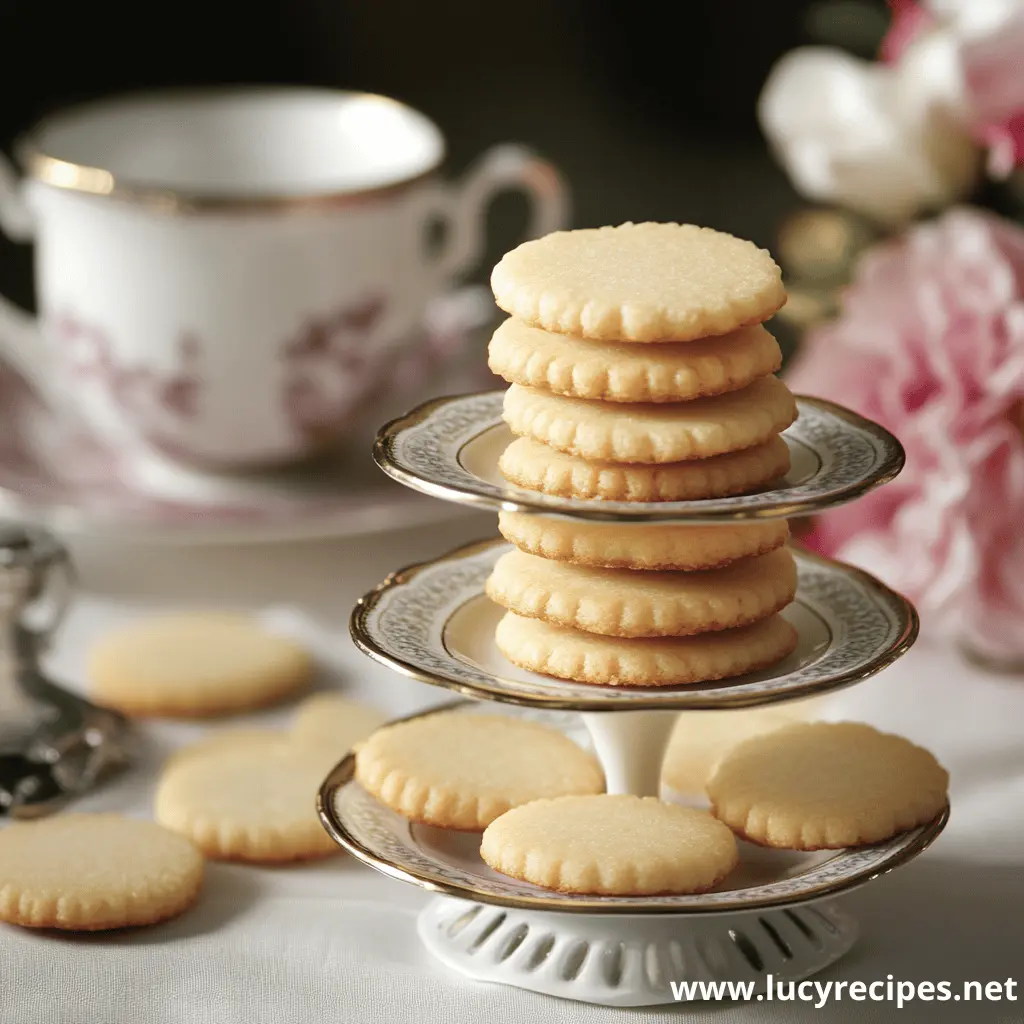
xmin=0 ymin=292 xmax=493 ymax=544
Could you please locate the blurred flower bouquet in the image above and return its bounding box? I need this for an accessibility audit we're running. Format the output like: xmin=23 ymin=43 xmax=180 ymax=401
xmin=761 ymin=0 xmax=1024 ymax=665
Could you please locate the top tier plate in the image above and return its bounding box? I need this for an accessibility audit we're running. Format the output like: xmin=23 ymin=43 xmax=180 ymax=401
xmin=374 ymin=390 xmax=904 ymax=523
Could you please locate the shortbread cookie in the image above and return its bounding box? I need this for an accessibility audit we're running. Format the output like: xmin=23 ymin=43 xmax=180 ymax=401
xmin=0 ymin=814 xmax=203 ymax=931
xmin=495 ymin=613 xmax=797 ymax=686
xmin=155 ymin=735 xmax=339 ymax=861
xmin=488 ymin=318 xmax=782 ymax=403
xmin=290 ymin=693 xmax=388 ymax=752
xmin=503 ymin=376 xmax=797 ymax=463
xmin=497 ymin=512 xmax=789 ymax=570
xmin=499 ymin=435 xmax=791 ymax=502
xmin=354 ymin=712 xmax=604 ymax=831
xmin=480 ymin=794 xmax=738 ymax=895
xmin=89 ymin=612 xmax=312 ymax=718
xmin=707 ymin=722 xmax=949 ymax=849
xmin=491 ymin=223 xmax=786 ymax=342
xmin=661 ymin=704 xmax=815 ymax=795
xmin=486 ymin=547 xmax=797 ymax=637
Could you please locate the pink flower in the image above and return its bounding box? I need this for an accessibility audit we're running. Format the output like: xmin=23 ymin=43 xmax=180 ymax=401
xmin=880 ymin=1 xmax=1024 ymax=176
xmin=960 ymin=13 xmax=1024 ymax=175
xmin=880 ymin=0 xmax=934 ymax=63
xmin=788 ymin=207 xmax=1024 ymax=660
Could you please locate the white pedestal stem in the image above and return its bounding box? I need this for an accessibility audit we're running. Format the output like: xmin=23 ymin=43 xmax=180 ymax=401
xmin=580 ymin=710 xmax=677 ymax=796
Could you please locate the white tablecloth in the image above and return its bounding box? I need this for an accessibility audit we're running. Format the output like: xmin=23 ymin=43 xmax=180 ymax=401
xmin=2 ymin=515 xmax=1022 ymax=1024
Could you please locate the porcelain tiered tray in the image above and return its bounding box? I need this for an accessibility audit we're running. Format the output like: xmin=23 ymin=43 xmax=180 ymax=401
xmin=318 ymin=389 xmax=945 ymax=1007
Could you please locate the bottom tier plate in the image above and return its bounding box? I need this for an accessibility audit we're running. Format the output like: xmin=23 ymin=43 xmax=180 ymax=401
xmin=317 ymin=706 xmax=948 ymax=916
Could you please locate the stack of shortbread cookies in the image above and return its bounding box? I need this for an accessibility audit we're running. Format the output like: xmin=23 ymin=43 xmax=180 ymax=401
xmin=485 ymin=222 xmax=801 ymax=687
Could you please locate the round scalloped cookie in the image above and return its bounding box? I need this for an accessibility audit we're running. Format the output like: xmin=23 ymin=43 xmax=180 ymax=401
xmin=497 ymin=512 xmax=789 ymax=570
xmin=490 ymin=223 xmax=786 ymax=342
xmin=0 ymin=814 xmax=204 ymax=931
xmin=707 ymin=722 xmax=949 ymax=849
xmin=495 ymin=612 xmax=798 ymax=686
xmin=354 ymin=712 xmax=604 ymax=830
xmin=486 ymin=547 xmax=797 ymax=638
xmin=502 ymin=376 xmax=797 ymax=464
xmin=481 ymin=795 xmax=738 ymax=894
xmin=488 ymin=318 xmax=781 ymax=402
xmin=498 ymin=435 xmax=791 ymax=501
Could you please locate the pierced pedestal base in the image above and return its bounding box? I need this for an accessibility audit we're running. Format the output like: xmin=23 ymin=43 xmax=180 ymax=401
xmin=418 ymin=895 xmax=858 ymax=1007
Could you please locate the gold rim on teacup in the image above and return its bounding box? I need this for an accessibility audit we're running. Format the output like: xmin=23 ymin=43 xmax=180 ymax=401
xmin=15 ymin=87 xmax=445 ymax=215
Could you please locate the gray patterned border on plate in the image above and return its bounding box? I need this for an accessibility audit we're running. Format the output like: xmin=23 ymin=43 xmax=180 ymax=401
xmin=373 ymin=391 xmax=905 ymax=523
xmin=317 ymin=714 xmax=948 ymax=916
xmin=350 ymin=538 xmax=918 ymax=711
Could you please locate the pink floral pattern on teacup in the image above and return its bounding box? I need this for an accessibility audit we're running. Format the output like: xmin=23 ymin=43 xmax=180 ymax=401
xmin=48 ymin=288 xmax=489 ymax=469
xmin=54 ymin=312 xmax=205 ymax=460
xmin=280 ymin=296 xmax=390 ymax=443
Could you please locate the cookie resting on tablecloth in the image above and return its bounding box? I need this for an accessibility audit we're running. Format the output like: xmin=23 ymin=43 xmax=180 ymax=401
xmin=88 ymin=612 xmax=312 ymax=718
xmin=155 ymin=734 xmax=340 ymax=862
xmin=0 ymin=814 xmax=204 ymax=931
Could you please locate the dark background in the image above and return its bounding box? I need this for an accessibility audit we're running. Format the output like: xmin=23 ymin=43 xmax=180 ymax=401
xmin=0 ymin=0 xmax=888 ymax=310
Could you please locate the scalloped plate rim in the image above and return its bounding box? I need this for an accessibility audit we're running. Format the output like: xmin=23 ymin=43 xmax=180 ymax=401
xmin=349 ymin=537 xmax=920 ymax=712
xmin=372 ymin=390 xmax=906 ymax=523
xmin=317 ymin=702 xmax=948 ymax=916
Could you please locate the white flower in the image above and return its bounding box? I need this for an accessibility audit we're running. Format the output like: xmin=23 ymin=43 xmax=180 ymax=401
xmin=759 ymin=45 xmax=980 ymax=226
xmin=893 ymin=25 xmax=966 ymax=119
xmin=926 ymin=0 xmax=1024 ymax=39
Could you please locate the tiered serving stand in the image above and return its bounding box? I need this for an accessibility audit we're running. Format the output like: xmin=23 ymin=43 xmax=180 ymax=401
xmin=317 ymin=389 xmax=949 ymax=1007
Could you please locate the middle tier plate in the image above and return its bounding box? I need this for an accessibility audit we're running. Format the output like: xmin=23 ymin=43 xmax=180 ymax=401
xmin=350 ymin=538 xmax=918 ymax=711
xmin=373 ymin=390 xmax=905 ymax=523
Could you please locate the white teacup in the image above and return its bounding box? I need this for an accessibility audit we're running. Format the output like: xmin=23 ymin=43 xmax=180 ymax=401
xmin=0 ymin=87 xmax=567 ymax=471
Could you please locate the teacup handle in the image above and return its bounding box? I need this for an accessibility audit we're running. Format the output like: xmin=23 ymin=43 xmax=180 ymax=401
xmin=0 ymin=155 xmax=51 ymax=402
xmin=424 ymin=144 xmax=568 ymax=286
